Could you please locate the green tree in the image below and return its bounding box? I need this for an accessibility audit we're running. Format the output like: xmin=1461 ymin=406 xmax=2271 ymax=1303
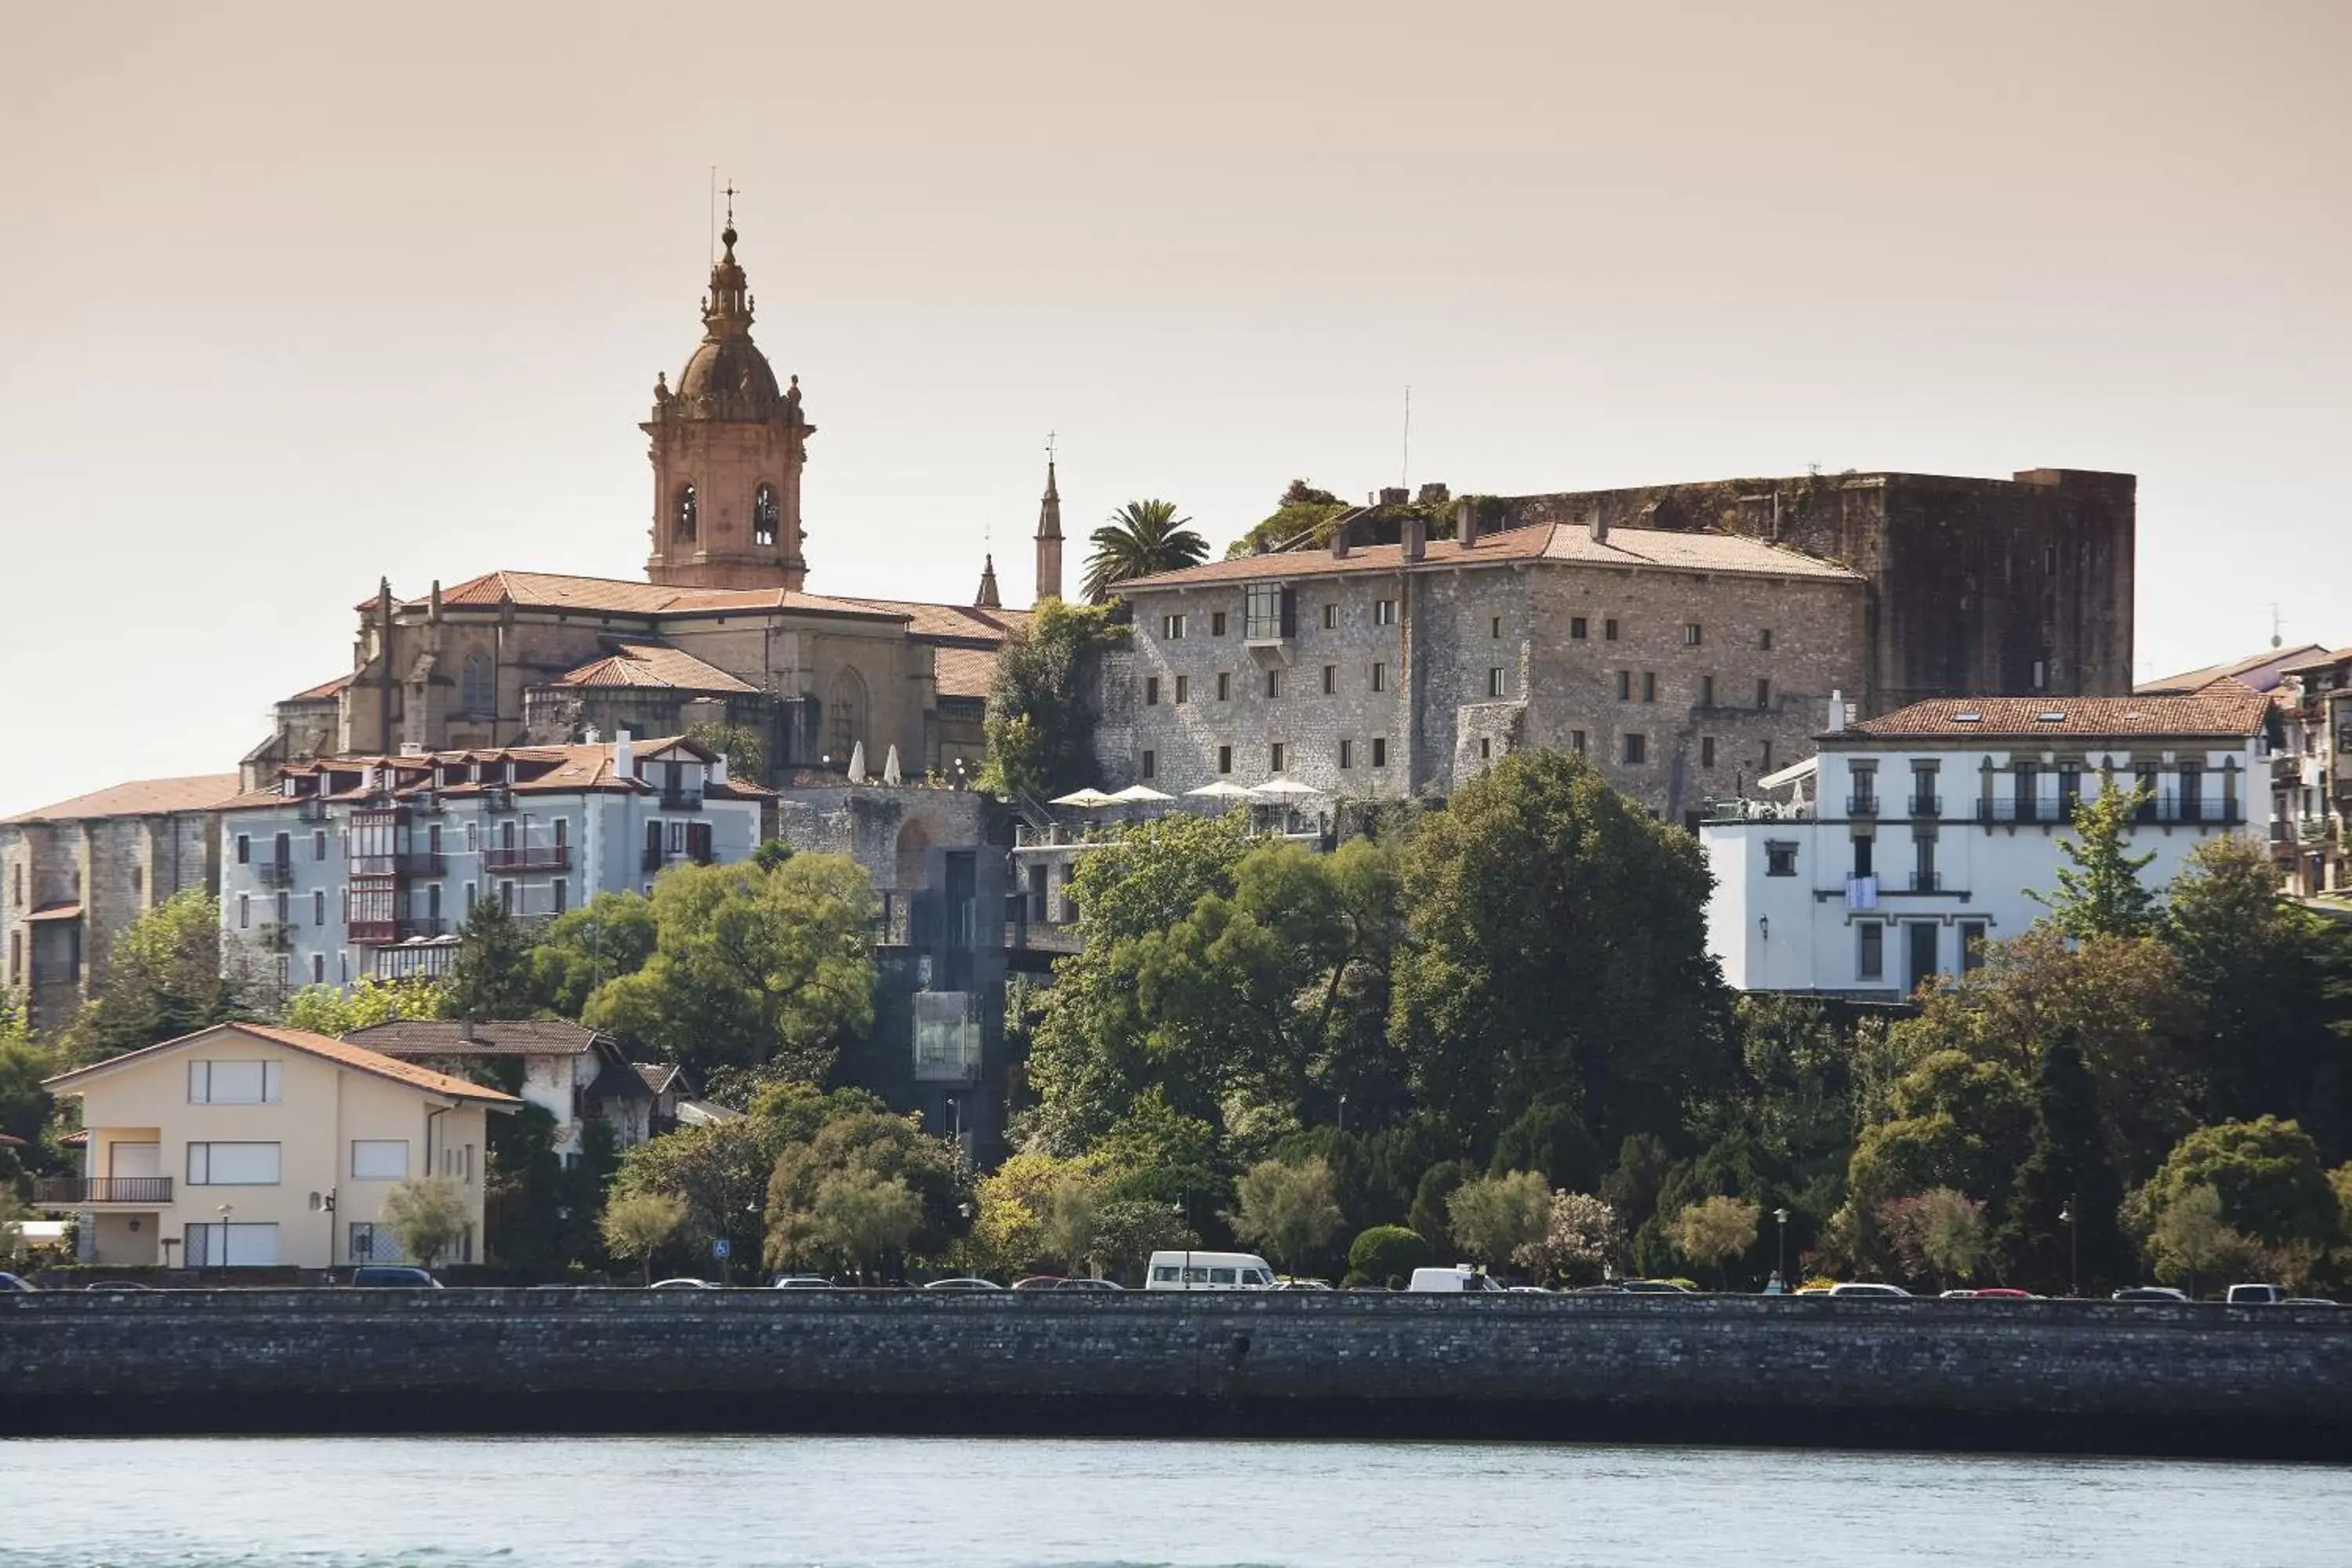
xmin=381 ymin=1176 xmax=470 ymax=1268
xmin=61 ymin=891 xmax=246 ymax=1065
xmin=1445 ymin=1170 xmax=1553 ymax=1270
xmin=1407 ymin=1160 xmax=1474 ymax=1259
xmin=2143 ymin=1116 xmax=2339 ymax=1256
xmin=442 ymin=901 xmax=538 ymax=1022
xmin=601 ymin=1190 xmax=687 ymax=1284
xmin=1094 ymin=1200 xmax=1197 ymax=1283
xmin=975 ymin=597 xmax=1128 ymax=800
xmin=782 ymin=1164 xmax=924 ymax=1277
xmin=281 ymin=976 xmax=445 ymax=1037
xmin=528 ymin=891 xmax=659 ymax=1018
xmin=586 ymin=856 xmax=876 ymax=1082
xmin=0 ymin=998 xmax=56 ymax=1150
xmin=1229 ymin=1156 xmax=1345 ymax=1277
xmin=0 ymin=1181 xmax=30 ymax=1263
xmin=2147 ymin=1183 xmax=2250 ymax=1297
xmin=2030 ymin=783 xmax=2161 ymax=940
xmin=1080 ymin=499 xmax=1208 ymax=603
xmin=483 ymin=1102 xmax=570 ymax=1275
xmin=1877 ymin=1188 xmax=1988 ymax=1291
xmin=611 ymin=1116 xmax=775 ymax=1271
xmin=1391 ymin=749 xmax=1731 ymax=1152
xmin=1040 ymin=1167 xmax=1106 ymax=1276
xmin=1846 ymin=1051 xmax=2034 ymax=1221
xmin=1346 ymin=1224 xmax=1435 ymax=1287
xmin=1672 ymin=1195 xmax=1762 ymax=1289
xmin=683 ymin=720 xmax=764 ymax=782
xmin=761 ymin=1091 xmax=965 ymax=1273
xmin=1998 ymin=1030 xmax=2127 ymax=1294
xmin=975 ymin=1151 xmax=1098 ymax=1274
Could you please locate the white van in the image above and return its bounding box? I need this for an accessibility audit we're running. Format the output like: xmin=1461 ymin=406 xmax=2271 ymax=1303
xmin=1145 ymin=1251 xmax=1277 ymax=1290
xmin=1408 ymin=1265 xmax=1504 ymax=1294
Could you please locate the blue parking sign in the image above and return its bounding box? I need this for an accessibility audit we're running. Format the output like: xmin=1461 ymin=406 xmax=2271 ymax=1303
xmin=711 ymin=1238 xmax=732 ymax=1259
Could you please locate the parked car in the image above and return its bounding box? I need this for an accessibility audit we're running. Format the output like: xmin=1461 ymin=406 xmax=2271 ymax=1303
xmin=1142 ymin=1251 xmax=1278 ymax=1291
xmin=1507 ymin=1285 xmax=1555 ymax=1295
xmin=1056 ymin=1277 xmax=1125 ymax=1291
xmin=82 ymin=1279 xmax=157 ymax=1291
xmin=1407 ymin=1266 xmax=1504 ymax=1294
xmin=922 ymin=1277 xmax=1004 ymax=1291
xmin=648 ymin=1277 xmax=721 ymax=1290
xmin=0 ymin=1271 xmax=36 ymax=1293
xmin=1272 ymin=1278 xmax=1334 ymax=1292
xmin=1827 ymin=1282 xmax=1911 ymax=1298
xmin=1969 ymin=1287 xmax=2034 ymax=1299
xmin=2283 ymin=1298 xmax=2342 ymax=1307
xmin=2113 ymin=1286 xmax=2191 ymax=1303
xmin=2226 ymin=1283 xmax=2286 ymax=1305
xmin=771 ymin=1275 xmax=835 ymax=1290
xmin=1010 ymin=1275 xmax=1066 ymax=1291
xmin=1940 ymin=1289 xmax=1980 ymax=1299
xmin=1617 ymin=1279 xmax=1696 ymax=1295
xmin=349 ymin=1266 xmax=441 ymax=1289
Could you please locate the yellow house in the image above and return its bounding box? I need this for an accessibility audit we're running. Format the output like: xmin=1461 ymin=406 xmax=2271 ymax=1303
xmin=38 ymin=1022 xmax=521 ymax=1270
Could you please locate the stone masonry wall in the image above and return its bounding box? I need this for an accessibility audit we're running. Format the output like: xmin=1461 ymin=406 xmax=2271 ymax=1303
xmin=5 ymin=1291 xmax=2348 ymax=1456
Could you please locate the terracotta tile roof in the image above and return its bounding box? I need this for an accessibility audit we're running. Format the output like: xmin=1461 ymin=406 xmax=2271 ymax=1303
xmin=633 ymin=1061 xmax=684 ymax=1095
xmin=1116 ymin=523 xmax=1861 ymax=593
xmin=2277 ymin=645 xmax=2352 ymax=677
xmin=26 ymin=902 xmax=82 ymax=923
xmin=550 ymin=642 xmax=758 ymax=694
xmin=839 ymin=598 xmax=1033 ymax=643
xmin=932 ymin=645 xmax=999 ymax=699
xmin=348 ymin=1019 xmax=608 ymax=1057
xmin=3 ymin=772 xmax=245 ymax=826
xmin=1847 ymin=680 xmax=2272 ymax=741
xmin=219 ymin=738 xmax=775 ymax=811
xmin=43 ymin=1022 xmax=522 ymax=1107
xmin=394 ymin=571 xmax=902 ymax=622
xmin=285 ymin=672 xmax=355 ymax=702
xmin=2137 ymin=644 xmax=2332 ymax=695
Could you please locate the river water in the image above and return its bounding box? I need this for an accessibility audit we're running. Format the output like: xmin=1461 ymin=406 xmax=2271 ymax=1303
xmin=0 ymin=1436 xmax=2341 ymax=1566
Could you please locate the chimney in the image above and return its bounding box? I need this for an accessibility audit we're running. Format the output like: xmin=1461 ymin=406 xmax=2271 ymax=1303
xmin=1378 ymin=485 xmax=1410 ymax=506
xmin=1588 ymin=510 xmax=1609 ymax=544
xmin=1455 ymin=497 xmax=1479 ymax=549
xmin=458 ymin=1015 xmax=475 ymax=1043
xmin=1826 ymin=689 xmax=1846 ymax=733
xmin=1416 ymin=482 xmax=1450 ymax=506
xmin=710 ymin=753 xmax=728 ymax=785
xmin=1402 ymin=514 xmax=1426 ymax=562
xmin=615 ymin=728 xmax=634 ymax=781
xmin=1330 ymin=515 xmax=1352 ymax=559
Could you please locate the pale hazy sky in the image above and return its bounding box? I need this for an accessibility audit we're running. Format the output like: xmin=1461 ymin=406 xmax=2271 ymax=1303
xmin=3 ymin=1 xmax=2347 ymax=815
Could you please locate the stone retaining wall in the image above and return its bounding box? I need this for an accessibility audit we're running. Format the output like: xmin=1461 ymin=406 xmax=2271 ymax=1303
xmin=6 ymin=1290 xmax=2347 ymax=1457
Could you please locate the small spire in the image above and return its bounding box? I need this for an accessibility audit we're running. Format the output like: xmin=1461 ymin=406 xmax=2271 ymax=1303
xmin=975 ymin=553 xmax=1002 ymax=609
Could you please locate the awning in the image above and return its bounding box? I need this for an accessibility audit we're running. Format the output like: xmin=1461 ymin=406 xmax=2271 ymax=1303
xmin=1757 ymin=757 xmax=1820 ymax=791
xmin=26 ymin=902 xmax=82 ymax=924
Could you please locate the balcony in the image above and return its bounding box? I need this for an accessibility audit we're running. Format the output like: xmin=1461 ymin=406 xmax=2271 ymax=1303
xmin=397 ymin=917 xmax=448 ymax=940
xmin=254 ymin=859 xmax=296 ymax=888
xmin=1908 ymin=871 xmax=1944 ymax=892
xmin=1907 ymin=794 xmax=1942 ymax=818
xmin=2299 ymin=818 xmax=2333 ymax=844
xmin=659 ymin=789 xmax=704 ymax=812
xmin=395 ymin=851 xmax=446 ymax=877
xmin=1846 ymin=794 xmax=1880 ymax=818
xmin=1976 ymin=798 xmax=2069 ymax=825
xmin=2132 ymin=797 xmax=2245 ymax=827
xmin=296 ymin=796 xmax=329 ymax=823
xmin=256 ymin=920 xmax=295 ymax=953
xmin=485 ymin=846 xmax=570 ymax=873
xmin=349 ymin=919 xmax=398 ymax=945
xmin=35 ymin=1176 xmax=172 ymax=1207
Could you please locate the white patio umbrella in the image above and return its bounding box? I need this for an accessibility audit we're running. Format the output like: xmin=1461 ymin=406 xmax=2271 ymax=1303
xmin=846 ymin=741 xmax=868 ymax=782
xmin=1249 ymin=777 xmax=1323 ymax=800
xmin=1184 ymin=781 xmax=1257 ymax=800
xmin=1049 ymin=787 xmax=1119 ymax=808
xmin=881 ymin=744 xmax=903 ymax=786
xmin=1108 ymin=784 xmax=1174 ymax=803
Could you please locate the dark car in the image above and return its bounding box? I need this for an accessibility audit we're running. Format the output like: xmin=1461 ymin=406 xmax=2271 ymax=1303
xmin=1010 ymin=1275 xmax=1065 ymax=1291
xmin=0 ymin=1271 xmax=36 ymax=1293
xmin=2112 ymin=1286 xmax=2191 ymax=1302
xmin=771 ymin=1274 xmax=836 ymax=1290
xmin=1617 ymin=1279 xmax=1697 ymax=1294
xmin=921 ymin=1277 xmax=1004 ymax=1291
xmin=82 ymin=1279 xmax=156 ymax=1291
xmin=349 ymin=1266 xmax=441 ymax=1288
xmin=1056 ymin=1277 xmax=1125 ymax=1291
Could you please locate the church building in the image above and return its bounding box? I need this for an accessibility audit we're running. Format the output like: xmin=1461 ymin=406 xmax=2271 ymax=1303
xmin=246 ymin=210 xmax=1063 ymax=789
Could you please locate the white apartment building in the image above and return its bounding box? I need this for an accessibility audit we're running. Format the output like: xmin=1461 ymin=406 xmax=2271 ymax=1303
xmin=217 ymin=734 xmax=770 ymax=995
xmin=1702 ymin=684 xmax=2274 ymax=997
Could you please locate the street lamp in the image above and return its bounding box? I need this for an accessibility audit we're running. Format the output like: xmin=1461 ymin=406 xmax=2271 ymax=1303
xmin=216 ymin=1203 xmax=234 ymax=1271
xmin=1337 ymin=1093 xmax=1348 ymax=1136
xmin=1773 ymin=1207 xmax=1791 ymax=1288
xmin=1172 ymin=1200 xmax=1191 ymax=1290
xmin=2058 ymin=1197 xmax=2079 ymax=1298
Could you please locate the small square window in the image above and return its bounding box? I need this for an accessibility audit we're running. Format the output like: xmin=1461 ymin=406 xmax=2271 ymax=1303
xmin=1570 ymin=616 xmax=1589 ymax=641
xmin=1479 ymin=738 xmax=1491 ymax=760
xmin=1604 ymin=619 xmax=1620 ymax=641
xmin=1374 ymin=599 xmax=1398 ymax=626
xmin=1617 ymin=670 xmax=1632 ymax=702
xmin=1700 ymin=674 xmax=1715 ymax=707
xmin=1491 ymin=617 xmax=1502 ymax=639
xmin=314 ymin=830 xmax=328 ymax=861
xmin=1218 ymin=746 xmax=1233 ymax=775
xmin=1701 ymin=736 xmax=1716 ymax=768
xmin=1570 ymin=729 xmax=1587 ymax=755
xmin=1270 ymin=742 xmax=1286 ymax=774
xmin=1174 ymin=674 xmax=1189 ymax=704
xmin=1642 ymin=672 xmax=1657 ymax=702
xmin=1371 ymin=662 xmax=1388 ymax=694
xmin=1265 ymin=667 xmax=1283 ymax=699
xmin=1756 ymin=678 xmax=1772 ymax=710
xmin=1371 ymin=738 xmax=1388 ymax=768
xmin=1624 ymin=732 xmax=1646 ymax=764
xmin=1488 ymin=667 xmax=1507 ymax=698
xmin=1766 ymin=841 xmax=1798 ymax=877
xmin=1760 ymin=628 xmax=1774 ymax=652
xmin=1322 ymin=665 xmax=1337 ymax=695
xmin=1145 ymin=677 xmax=1160 ymax=706
xmin=1683 ymin=623 xmax=1702 ymax=646
xmin=1141 ymin=750 xmax=1156 ymax=779
xmin=1217 ymin=672 xmax=1232 ymax=702
xmin=1211 ymin=611 xmax=1228 ymax=637
xmin=1339 ymin=739 xmax=1353 ymax=770
xmin=1161 ymin=613 xmax=1186 ymax=641
xmin=1323 ymin=604 xmax=1337 ymax=630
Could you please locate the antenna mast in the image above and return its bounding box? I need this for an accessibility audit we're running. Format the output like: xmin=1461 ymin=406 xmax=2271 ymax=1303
xmin=1401 ymin=385 xmax=1411 ymax=490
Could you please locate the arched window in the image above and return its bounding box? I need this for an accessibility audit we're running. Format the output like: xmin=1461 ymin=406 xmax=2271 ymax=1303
xmin=753 ymin=483 xmax=779 ymax=547
xmin=826 ymin=666 xmax=866 ymax=764
xmin=676 ymin=483 xmax=698 ymax=543
xmin=460 ymin=653 xmax=495 ymax=716
xmin=894 ymin=820 xmax=931 ymax=891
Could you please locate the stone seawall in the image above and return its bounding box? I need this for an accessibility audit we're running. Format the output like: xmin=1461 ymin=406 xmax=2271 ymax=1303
xmin=6 ymin=1290 xmax=2350 ymax=1457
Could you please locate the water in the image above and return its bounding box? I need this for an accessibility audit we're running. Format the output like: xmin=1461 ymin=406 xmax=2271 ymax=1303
xmin=0 ymin=1436 xmax=2341 ymax=1566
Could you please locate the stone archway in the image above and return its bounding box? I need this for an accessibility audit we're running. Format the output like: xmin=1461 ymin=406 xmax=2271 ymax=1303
xmin=895 ymin=818 xmax=932 ymax=891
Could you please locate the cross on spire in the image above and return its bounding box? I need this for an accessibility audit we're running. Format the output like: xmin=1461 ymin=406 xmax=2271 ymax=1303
xmin=724 ymin=181 xmax=739 ymax=225
xmin=1045 ymin=430 xmax=1057 ymax=460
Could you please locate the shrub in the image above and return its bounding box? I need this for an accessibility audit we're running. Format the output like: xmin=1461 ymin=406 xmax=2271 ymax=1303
xmin=1347 ymin=1225 xmax=1434 ymax=1283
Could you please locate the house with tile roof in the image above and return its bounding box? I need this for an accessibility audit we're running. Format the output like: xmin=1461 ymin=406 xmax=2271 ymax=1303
xmin=216 ymin=734 xmax=770 ymax=997
xmin=243 ymin=212 xmax=1048 ymax=797
xmin=2272 ymin=644 xmax=2352 ymax=899
xmin=344 ymin=1018 xmax=660 ymax=1157
xmin=37 ymin=1021 xmax=520 ymax=1270
xmin=1698 ymin=682 xmax=2275 ymax=997
xmin=3 ymin=773 xmax=245 ymax=1034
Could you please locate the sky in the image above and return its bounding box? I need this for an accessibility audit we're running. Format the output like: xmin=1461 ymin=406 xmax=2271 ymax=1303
xmin=2 ymin=0 xmax=2347 ymax=815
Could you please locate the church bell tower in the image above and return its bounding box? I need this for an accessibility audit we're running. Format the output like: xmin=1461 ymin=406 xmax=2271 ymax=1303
xmin=644 ymin=205 xmax=814 ymax=590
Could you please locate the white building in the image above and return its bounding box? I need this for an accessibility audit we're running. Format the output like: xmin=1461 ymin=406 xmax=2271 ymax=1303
xmin=217 ymin=734 xmax=771 ymax=996
xmin=343 ymin=1018 xmax=656 ymax=1163
xmin=1701 ymin=684 xmax=2274 ymax=997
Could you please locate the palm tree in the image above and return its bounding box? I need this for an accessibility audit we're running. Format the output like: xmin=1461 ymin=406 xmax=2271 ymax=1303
xmin=1082 ymin=499 xmax=1209 ymax=601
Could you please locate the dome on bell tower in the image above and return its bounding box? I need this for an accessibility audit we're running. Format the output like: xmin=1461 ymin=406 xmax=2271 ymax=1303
xmin=642 ymin=204 xmax=816 ymax=592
